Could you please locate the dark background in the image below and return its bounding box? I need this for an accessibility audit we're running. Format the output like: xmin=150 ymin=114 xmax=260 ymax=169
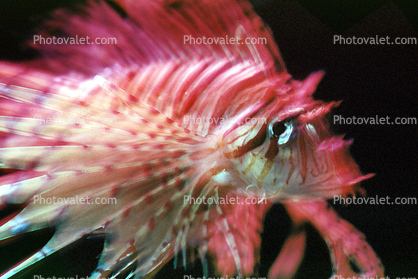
xmin=0 ymin=0 xmax=416 ymax=278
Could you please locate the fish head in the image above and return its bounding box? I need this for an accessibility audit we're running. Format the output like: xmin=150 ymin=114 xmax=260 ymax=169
xmin=221 ymin=71 xmax=372 ymax=200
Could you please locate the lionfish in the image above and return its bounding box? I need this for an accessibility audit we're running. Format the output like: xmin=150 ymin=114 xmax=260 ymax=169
xmin=0 ymin=0 xmax=384 ymax=278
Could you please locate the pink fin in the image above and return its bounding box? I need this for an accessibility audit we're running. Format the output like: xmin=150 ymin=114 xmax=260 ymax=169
xmin=284 ymin=200 xmax=384 ymax=277
xmin=206 ymin=196 xmax=271 ymax=276
xmin=268 ymin=227 xmax=307 ymax=279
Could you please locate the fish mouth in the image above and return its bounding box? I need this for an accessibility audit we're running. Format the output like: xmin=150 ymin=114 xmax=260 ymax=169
xmin=294 ymin=122 xmax=375 ymax=199
xmin=316 ymin=138 xmax=375 ymax=198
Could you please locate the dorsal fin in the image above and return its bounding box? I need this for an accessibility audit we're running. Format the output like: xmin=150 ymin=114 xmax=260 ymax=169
xmin=0 ymin=0 xmax=290 ymax=137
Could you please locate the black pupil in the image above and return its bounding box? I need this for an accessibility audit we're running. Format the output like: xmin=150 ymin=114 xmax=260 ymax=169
xmin=272 ymin=121 xmax=286 ymax=137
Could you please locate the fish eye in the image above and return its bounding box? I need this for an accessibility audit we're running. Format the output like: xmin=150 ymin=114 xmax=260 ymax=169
xmin=268 ymin=118 xmax=297 ymax=145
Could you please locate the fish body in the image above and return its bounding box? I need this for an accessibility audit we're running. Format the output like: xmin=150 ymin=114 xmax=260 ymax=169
xmin=0 ymin=0 xmax=383 ymax=278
